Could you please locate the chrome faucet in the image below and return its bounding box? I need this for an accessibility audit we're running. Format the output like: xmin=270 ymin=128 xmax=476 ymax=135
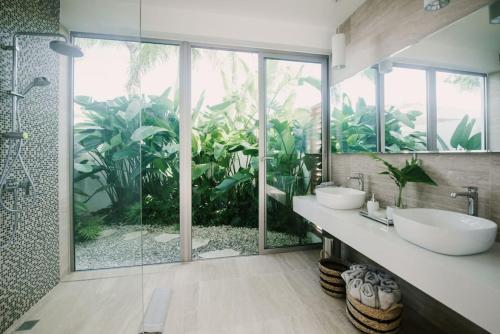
xmin=347 ymin=173 xmax=364 ymax=191
xmin=450 ymin=186 xmax=478 ymax=216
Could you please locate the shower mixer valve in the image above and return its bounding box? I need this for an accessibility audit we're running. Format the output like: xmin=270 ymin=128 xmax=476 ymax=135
xmin=0 ymin=31 xmax=82 ymax=251
xmin=2 ymin=132 xmax=29 ymax=140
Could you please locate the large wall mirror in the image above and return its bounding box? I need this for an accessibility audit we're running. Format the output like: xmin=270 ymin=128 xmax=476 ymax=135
xmin=331 ymin=2 xmax=500 ymax=153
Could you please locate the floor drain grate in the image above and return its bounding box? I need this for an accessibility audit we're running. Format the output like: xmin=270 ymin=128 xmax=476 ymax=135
xmin=16 ymin=320 xmax=39 ymax=331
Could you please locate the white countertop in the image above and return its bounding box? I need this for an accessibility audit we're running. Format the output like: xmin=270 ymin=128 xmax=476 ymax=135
xmin=294 ymin=195 xmax=500 ymax=333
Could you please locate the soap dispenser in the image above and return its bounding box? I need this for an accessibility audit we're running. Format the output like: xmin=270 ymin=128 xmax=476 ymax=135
xmin=367 ymin=193 xmax=380 ymax=215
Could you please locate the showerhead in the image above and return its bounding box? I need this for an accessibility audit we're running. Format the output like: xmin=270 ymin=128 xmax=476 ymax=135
xmin=21 ymin=77 xmax=51 ymax=96
xmin=49 ymin=40 xmax=84 ymax=58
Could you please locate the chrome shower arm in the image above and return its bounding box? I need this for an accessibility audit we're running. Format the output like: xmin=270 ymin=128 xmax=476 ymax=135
xmin=12 ymin=32 xmax=68 ymax=43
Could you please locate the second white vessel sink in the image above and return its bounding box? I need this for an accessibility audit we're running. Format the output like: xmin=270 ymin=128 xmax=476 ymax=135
xmin=315 ymin=187 xmax=366 ymax=210
xmin=393 ymin=208 xmax=497 ymax=256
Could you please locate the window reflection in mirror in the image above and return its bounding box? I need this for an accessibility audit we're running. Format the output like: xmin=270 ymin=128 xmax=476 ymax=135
xmin=384 ymin=67 xmax=427 ymax=152
xmin=330 ymin=4 xmax=499 ymax=154
xmin=436 ymin=71 xmax=485 ymax=151
xmin=331 ymin=68 xmax=378 ymax=153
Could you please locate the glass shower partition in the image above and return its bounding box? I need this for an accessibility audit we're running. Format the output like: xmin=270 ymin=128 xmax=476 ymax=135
xmin=69 ymin=1 xmax=146 ymax=332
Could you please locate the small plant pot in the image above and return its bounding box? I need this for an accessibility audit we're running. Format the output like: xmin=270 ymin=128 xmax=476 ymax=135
xmin=318 ymin=258 xmax=349 ymax=298
xmin=346 ymin=293 xmax=403 ymax=334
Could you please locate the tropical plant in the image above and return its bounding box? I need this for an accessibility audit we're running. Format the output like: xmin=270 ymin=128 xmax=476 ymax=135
xmin=73 ymin=50 xmax=322 ymax=244
xmin=330 ymin=94 xmax=377 ymax=153
xmin=370 ymin=154 xmax=437 ymax=208
xmin=384 ymin=107 xmax=427 ymax=152
xmin=438 ymin=115 xmax=481 ymax=151
xmin=264 ymin=61 xmax=323 ymax=239
xmin=73 ymin=95 xmax=142 ymax=224
xmin=331 ymin=95 xmax=427 ymax=153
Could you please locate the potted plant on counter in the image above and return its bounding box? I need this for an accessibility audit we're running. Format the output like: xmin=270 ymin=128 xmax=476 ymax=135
xmin=370 ymin=154 xmax=437 ymax=209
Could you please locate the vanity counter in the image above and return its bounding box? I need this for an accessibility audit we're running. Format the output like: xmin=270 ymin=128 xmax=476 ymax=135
xmin=293 ymin=195 xmax=500 ymax=333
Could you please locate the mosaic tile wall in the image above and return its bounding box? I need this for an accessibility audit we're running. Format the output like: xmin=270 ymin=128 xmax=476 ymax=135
xmin=0 ymin=0 xmax=61 ymax=332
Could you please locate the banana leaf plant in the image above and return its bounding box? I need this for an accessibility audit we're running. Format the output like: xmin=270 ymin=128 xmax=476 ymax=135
xmin=438 ymin=115 xmax=481 ymax=151
xmin=370 ymin=154 xmax=437 ymax=208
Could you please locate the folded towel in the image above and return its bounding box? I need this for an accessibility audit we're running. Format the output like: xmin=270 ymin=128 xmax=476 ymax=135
xmin=360 ymin=283 xmax=378 ymax=308
xmin=348 ymin=278 xmax=363 ymax=301
xmin=380 ymin=278 xmax=399 ymax=290
xmin=341 ymin=269 xmax=365 ymax=285
xmin=364 ymin=271 xmax=380 ymax=286
xmin=377 ymin=286 xmax=402 ymax=310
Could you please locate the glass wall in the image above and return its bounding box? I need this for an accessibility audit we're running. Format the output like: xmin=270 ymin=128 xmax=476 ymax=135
xmin=73 ymin=41 xmax=328 ymax=267
xmin=264 ymin=58 xmax=324 ymax=249
xmin=190 ymin=48 xmax=259 ymax=259
xmin=73 ymin=36 xmax=180 ymax=270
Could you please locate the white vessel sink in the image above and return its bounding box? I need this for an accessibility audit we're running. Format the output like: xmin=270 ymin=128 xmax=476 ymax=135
xmin=393 ymin=208 xmax=497 ymax=256
xmin=315 ymin=187 xmax=366 ymax=210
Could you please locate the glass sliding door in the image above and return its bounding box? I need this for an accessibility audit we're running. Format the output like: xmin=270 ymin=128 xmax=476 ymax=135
xmin=190 ymin=47 xmax=259 ymax=259
xmin=73 ymin=40 xmax=327 ymax=267
xmin=72 ymin=36 xmax=180 ymax=269
xmin=263 ymin=56 xmax=326 ymax=249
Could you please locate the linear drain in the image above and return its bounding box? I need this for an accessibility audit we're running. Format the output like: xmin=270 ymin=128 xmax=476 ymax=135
xmin=17 ymin=320 xmax=39 ymax=331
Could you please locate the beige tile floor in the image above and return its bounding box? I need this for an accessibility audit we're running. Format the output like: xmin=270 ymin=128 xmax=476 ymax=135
xmin=6 ymin=251 xmax=426 ymax=334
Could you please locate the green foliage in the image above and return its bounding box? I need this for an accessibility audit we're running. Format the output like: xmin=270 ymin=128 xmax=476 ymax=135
xmin=384 ymin=108 xmax=427 ymax=152
xmin=264 ymin=61 xmax=322 ymax=238
xmin=444 ymin=74 xmax=480 ymax=91
xmin=370 ymin=154 xmax=437 ymax=208
xmin=73 ymin=95 xmax=141 ymax=224
xmin=331 ymin=95 xmax=377 ymax=153
xmin=74 ymin=203 xmax=103 ymax=242
xmin=73 ymin=52 xmax=321 ymax=243
xmin=445 ymin=115 xmax=481 ymax=151
xmin=330 ymin=95 xmax=427 ymax=153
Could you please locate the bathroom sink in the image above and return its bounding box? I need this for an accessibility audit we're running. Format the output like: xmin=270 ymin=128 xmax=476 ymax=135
xmin=315 ymin=187 xmax=366 ymax=210
xmin=392 ymin=208 xmax=497 ymax=256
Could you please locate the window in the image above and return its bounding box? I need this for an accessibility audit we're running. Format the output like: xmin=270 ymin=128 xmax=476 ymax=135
xmin=332 ymin=64 xmax=487 ymax=153
xmin=72 ymin=37 xmax=181 ymax=270
xmin=190 ymin=48 xmax=259 ymax=259
xmin=384 ymin=67 xmax=427 ymax=152
xmin=436 ymin=71 xmax=484 ymax=151
xmin=72 ymin=34 xmax=327 ymax=269
xmin=331 ymin=68 xmax=378 ymax=153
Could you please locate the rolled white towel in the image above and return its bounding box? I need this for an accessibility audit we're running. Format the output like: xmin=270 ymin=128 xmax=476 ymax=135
xmin=348 ymin=278 xmax=363 ymax=301
xmin=360 ymin=283 xmax=378 ymax=308
xmin=377 ymin=286 xmax=402 ymax=310
xmin=376 ymin=271 xmax=393 ymax=281
xmin=364 ymin=271 xmax=380 ymax=286
xmin=380 ymin=278 xmax=399 ymax=290
xmin=341 ymin=269 xmax=365 ymax=285
xmin=351 ymin=264 xmax=369 ymax=271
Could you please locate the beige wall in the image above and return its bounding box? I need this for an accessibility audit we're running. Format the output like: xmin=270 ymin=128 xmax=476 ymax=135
xmin=331 ymin=0 xmax=500 ymax=241
xmin=334 ymin=0 xmax=491 ymax=84
xmin=331 ymin=153 xmax=500 ymax=240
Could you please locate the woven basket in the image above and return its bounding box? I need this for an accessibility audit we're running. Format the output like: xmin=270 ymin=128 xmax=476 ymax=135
xmin=318 ymin=258 xmax=349 ymax=298
xmin=346 ymin=293 xmax=403 ymax=334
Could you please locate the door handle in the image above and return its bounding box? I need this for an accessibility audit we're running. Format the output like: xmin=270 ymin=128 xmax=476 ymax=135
xmin=260 ymin=156 xmax=274 ymax=161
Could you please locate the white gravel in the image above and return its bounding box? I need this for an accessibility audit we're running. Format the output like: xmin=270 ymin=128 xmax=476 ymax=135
xmin=75 ymin=225 xmax=306 ymax=270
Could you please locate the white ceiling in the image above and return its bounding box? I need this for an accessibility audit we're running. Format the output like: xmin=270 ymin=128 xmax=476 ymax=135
xmin=61 ymin=0 xmax=366 ymax=52
xmin=394 ymin=6 xmax=500 ymax=74
xmin=144 ymin=0 xmax=363 ymax=28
